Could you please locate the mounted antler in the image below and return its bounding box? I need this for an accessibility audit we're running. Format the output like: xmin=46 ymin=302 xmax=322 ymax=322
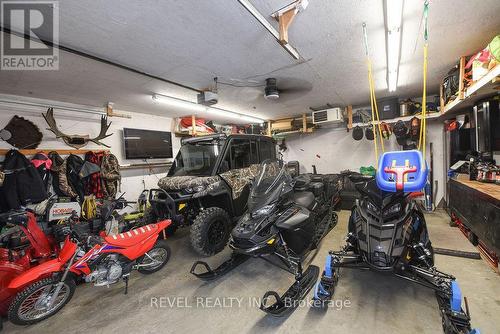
xmin=43 ymin=108 xmax=70 ymax=139
xmin=90 ymin=116 xmax=112 ymax=147
xmin=42 ymin=108 xmax=113 ymax=149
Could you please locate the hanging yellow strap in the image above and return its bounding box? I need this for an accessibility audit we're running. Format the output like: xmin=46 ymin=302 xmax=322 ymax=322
xmin=363 ymin=23 xmax=385 ymax=167
xmin=367 ymin=59 xmax=379 ymax=164
xmin=418 ymin=1 xmax=429 ymax=169
xmin=82 ymin=195 xmax=97 ymax=220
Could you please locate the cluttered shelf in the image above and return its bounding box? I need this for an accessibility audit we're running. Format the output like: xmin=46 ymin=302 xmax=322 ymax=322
xmin=441 ymin=60 xmax=500 ymax=116
xmin=350 ymin=111 xmax=441 ymax=128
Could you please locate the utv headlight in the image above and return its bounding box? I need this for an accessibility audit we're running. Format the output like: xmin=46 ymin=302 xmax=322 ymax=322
xmin=252 ymin=204 xmax=275 ymax=218
xmin=384 ymin=203 xmax=401 ymax=216
xmin=192 ymin=185 xmax=205 ymax=192
xmin=185 ymin=185 xmax=205 ymax=194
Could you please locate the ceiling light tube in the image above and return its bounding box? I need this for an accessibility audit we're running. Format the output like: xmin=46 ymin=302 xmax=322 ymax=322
xmin=240 ymin=115 xmax=265 ymax=123
xmin=152 ymin=93 xmax=206 ymax=112
xmin=385 ymin=0 xmax=403 ymax=92
xmin=153 ymin=94 xmax=265 ymax=123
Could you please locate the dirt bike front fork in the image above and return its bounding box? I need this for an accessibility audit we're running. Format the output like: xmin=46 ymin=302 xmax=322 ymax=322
xmin=46 ymin=246 xmax=80 ymax=309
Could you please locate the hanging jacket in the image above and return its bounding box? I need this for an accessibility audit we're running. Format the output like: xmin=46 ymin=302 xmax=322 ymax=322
xmin=101 ymin=153 xmax=121 ymax=199
xmin=31 ymin=152 xmax=52 ymax=191
xmin=0 ymin=150 xmax=48 ymax=210
xmin=85 ymin=151 xmax=105 ymax=198
xmin=48 ymin=151 xmax=66 ymax=197
xmin=66 ymin=154 xmax=85 ymax=202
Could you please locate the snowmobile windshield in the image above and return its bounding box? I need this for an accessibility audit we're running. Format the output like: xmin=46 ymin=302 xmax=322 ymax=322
xmin=169 ymin=139 xmax=225 ymax=177
xmin=248 ymin=161 xmax=292 ymax=212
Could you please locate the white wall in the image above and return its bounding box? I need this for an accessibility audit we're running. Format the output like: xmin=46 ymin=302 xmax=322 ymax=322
xmin=0 ymin=96 xmax=180 ymax=202
xmin=282 ymin=121 xmax=446 ymax=205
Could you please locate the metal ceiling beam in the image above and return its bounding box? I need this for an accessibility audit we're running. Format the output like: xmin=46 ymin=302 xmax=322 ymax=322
xmin=0 ymin=27 xmax=202 ymax=93
xmin=237 ymin=0 xmax=301 ymax=60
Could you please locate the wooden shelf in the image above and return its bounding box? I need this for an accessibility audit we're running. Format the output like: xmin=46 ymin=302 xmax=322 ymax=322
xmin=174 ymin=131 xmax=214 ymax=138
xmin=442 ymin=64 xmax=500 ymax=116
xmin=0 ymin=148 xmax=109 ymax=156
xmin=120 ymin=162 xmax=172 ymax=171
xmin=351 ymin=112 xmax=441 ymax=128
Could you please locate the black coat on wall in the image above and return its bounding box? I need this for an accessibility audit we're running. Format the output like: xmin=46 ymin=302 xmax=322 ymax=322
xmin=0 ymin=150 xmax=48 ymax=211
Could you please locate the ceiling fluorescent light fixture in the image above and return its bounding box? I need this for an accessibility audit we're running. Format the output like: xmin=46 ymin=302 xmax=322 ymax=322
xmin=208 ymin=107 xmax=265 ymax=124
xmin=153 ymin=94 xmax=265 ymax=123
xmin=385 ymin=0 xmax=403 ymax=92
xmin=152 ymin=93 xmax=206 ymax=112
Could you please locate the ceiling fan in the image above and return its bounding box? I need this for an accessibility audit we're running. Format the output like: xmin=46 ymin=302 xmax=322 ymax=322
xmin=263 ymin=77 xmax=312 ymax=101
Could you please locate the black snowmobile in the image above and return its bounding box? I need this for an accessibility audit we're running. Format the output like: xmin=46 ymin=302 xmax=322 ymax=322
xmin=191 ymin=160 xmax=340 ymax=316
xmin=313 ymin=150 xmax=479 ymax=334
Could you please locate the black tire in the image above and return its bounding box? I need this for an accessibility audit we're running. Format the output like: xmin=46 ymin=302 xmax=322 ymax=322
xmin=190 ymin=207 xmax=231 ymax=256
xmin=8 ymin=276 xmax=75 ymax=325
xmin=138 ymin=240 xmax=171 ymax=274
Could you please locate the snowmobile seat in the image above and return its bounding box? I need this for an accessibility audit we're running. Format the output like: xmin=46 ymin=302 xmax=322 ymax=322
xmin=292 ymin=191 xmax=315 ymax=209
xmin=309 ymin=182 xmax=324 ymax=197
xmin=294 ymin=174 xmax=311 ymax=191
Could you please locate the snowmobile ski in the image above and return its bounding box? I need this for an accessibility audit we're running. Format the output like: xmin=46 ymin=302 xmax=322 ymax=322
xmin=313 ymin=254 xmax=339 ymax=303
xmin=190 ymin=253 xmax=250 ymax=281
xmin=260 ymin=265 xmax=319 ymax=317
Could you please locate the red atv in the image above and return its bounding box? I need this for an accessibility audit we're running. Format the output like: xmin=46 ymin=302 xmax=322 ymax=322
xmin=0 ymin=210 xmax=58 ymax=318
xmin=7 ymin=219 xmax=172 ymax=325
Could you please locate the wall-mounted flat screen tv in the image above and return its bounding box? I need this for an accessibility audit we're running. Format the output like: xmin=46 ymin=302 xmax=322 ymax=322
xmin=123 ymin=128 xmax=173 ymax=159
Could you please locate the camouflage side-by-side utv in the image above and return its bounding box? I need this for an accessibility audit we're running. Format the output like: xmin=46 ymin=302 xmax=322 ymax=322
xmin=148 ymin=133 xmax=277 ymax=256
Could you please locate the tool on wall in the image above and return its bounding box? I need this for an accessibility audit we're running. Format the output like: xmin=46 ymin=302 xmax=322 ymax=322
xmin=42 ymin=108 xmax=113 ymax=149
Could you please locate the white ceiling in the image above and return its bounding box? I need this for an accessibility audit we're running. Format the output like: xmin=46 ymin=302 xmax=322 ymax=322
xmin=0 ymin=0 xmax=499 ymax=122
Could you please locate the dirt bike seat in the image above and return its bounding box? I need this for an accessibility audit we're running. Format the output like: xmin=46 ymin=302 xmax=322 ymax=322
xmin=105 ymin=224 xmax=160 ymax=247
xmin=292 ymin=191 xmax=315 ymax=210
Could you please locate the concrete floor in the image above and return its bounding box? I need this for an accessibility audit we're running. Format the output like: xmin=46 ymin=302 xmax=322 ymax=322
xmin=4 ymin=210 xmax=499 ymax=334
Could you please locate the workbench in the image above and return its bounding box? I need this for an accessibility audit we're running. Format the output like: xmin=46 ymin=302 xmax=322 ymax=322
xmin=448 ymin=178 xmax=500 ymax=267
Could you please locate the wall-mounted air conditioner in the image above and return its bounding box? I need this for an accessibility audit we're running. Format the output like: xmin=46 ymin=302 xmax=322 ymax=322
xmin=312 ymin=107 xmax=343 ymax=124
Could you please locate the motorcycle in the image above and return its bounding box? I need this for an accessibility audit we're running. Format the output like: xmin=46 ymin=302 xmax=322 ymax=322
xmin=313 ymin=150 xmax=478 ymax=334
xmin=7 ymin=218 xmax=173 ymax=325
xmin=191 ymin=160 xmax=340 ymax=316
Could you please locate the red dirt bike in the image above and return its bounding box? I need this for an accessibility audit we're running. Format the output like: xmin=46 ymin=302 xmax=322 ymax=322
xmin=0 ymin=210 xmax=58 ymax=317
xmin=7 ymin=219 xmax=172 ymax=325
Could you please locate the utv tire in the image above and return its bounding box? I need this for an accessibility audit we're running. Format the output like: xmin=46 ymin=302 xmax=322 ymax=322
xmin=8 ymin=276 xmax=76 ymax=325
xmin=138 ymin=240 xmax=171 ymax=274
xmin=190 ymin=207 xmax=231 ymax=256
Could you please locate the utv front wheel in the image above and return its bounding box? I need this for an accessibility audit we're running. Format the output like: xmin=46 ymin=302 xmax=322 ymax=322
xmin=190 ymin=207 xmax=231 ymax=256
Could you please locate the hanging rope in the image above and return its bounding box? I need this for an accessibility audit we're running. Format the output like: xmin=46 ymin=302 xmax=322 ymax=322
xmin=363 ymin=23 xmax=385 ymax=166
xmin=418 ymin=0 xmax=429 ymax=169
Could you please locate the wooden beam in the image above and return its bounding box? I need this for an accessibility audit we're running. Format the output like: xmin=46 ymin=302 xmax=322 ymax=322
xmin=106 ymin=102 xmax=131 ymax=119
xmin=278 ymin=9 xmax=297 ymax=45
xmin=302 ymin=113 xmax=307 ymax=132
xmin=347 ymin=105 xmax=353 ymax=129
xmin=267 ymin=121 xmax=272 ymax=136
xmin=458 ymin=56 xmax=466 ymax=100
xmin=191 ymin=114 xmax=196 ymax=136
